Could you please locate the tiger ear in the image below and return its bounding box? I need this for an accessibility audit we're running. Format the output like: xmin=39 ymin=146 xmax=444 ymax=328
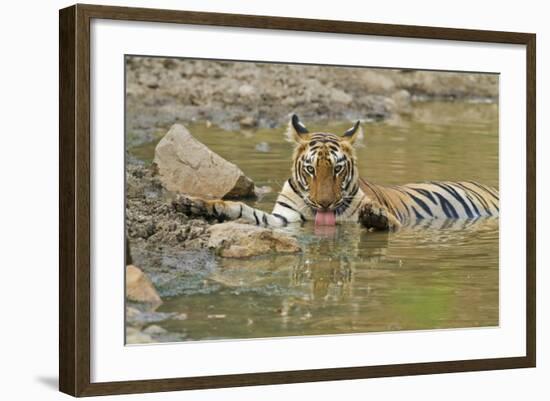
xmin=285 ymin=114 xmax=309 ymax=144
xmin=342 ymin=120 xmax=362 ymax=144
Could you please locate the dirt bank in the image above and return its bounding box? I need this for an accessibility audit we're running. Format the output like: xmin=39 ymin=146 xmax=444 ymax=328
xmin=126 ymin=160 xmax=212 ymax=253
xmin=125 ymin=57 xmax=498 ymax=147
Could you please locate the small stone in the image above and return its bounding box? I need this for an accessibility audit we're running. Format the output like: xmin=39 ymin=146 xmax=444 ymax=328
xmin=207 ymin=314 xmax=227 ymax=319
xmin=239 ymin=116 xmax=256 ymax=128
xmin=126 ymin=327 xmax=153 ymax=344
xmin=359 ymin=70 xmax=396 ymax=93
xmin=126 ymin=306 xmax=141 ymax=319
xmin=238 ymin=84 xmax=256 ymax=97
xmin=254 ymin=185 xmax=272 ymax=198
xmin=146 ymin=222 xmax=156 ymax=238
xmin=143 ymin=324 xmax=168 ymax=335
xmin=126 ymin=265 xmax=162 ymax=305
xmin=255 ymin=142 xmax=270 ymax=153
xmin=174 ymin=313 xmax=188 ymax=320
xmin=330 ymin=89 xmax=353 ymax=105
xmin=126 ymin=310 xmax=176 ymax=325
xmin=391 ymin=89 xmax=412 ymax=112
xmin=137 ymin=73 xmax=158 ymax=89
xmin=281 ymin=96 xmax=297 ymax=106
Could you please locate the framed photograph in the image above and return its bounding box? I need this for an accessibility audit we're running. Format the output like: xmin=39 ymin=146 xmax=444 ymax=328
xmin=59 ymin=4 xmax=536 ymax=397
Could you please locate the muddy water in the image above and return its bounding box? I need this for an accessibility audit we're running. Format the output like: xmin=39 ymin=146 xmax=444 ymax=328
xmin=129 ymin=101 xmax=499 ymax=341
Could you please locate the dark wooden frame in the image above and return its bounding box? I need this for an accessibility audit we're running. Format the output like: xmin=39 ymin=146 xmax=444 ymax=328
xmin=59 ymin=3 xmax=536 ymax=397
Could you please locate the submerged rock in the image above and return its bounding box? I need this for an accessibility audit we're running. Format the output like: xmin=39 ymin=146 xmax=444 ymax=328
xmin=126 ymin=306 xmax=141 ymax=319
xmin=254 ymin=185 xmax=272 ymax=199
xmin=126 ymin=265 xmax=162 ymax=305
xmin=126 ymin=327 xmax=153 ymax=344
xmin=143 ymin=324 xmax=168 ymax=335
xmin=207 ymin=222 xmax=302 ymax=258
xmin=153 ymin=124 xmax=255 ymax=199
xmin=255 ymin=142 xmax=271 ymax=153
xmin=126 ymin=307 xmax=176 ymax=326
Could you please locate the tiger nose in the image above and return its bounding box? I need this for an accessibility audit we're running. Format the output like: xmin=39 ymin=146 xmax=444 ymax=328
xmin=318 ymin=199 xmax=332 ymax=209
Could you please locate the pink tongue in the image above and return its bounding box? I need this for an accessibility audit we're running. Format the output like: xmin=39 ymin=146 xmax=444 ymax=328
xmin=315 ymin=211 xmax=336 ymax=226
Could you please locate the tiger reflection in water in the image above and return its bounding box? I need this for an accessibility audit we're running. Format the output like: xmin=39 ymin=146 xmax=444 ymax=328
xmin=288 ymin=217 xmax=497 ymax=301
xmin=214 ymin=217 xmax=497 ymax=302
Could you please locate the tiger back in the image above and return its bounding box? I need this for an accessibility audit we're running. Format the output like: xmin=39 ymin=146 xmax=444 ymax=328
xmin=359 ymin=179 xmax=499 ymax=224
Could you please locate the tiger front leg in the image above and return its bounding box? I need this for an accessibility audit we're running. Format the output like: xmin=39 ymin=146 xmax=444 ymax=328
xmin=173 ymin=194 xmax=236 ymax=222
xmin=359 ymin=200 xmax=401 ymax=231
xmin=173 ymin=194 xmax=288 ymax=227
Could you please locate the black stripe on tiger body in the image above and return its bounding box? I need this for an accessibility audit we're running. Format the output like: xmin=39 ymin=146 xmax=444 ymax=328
xmin=359 ymin=179 xmax=499 ymax=224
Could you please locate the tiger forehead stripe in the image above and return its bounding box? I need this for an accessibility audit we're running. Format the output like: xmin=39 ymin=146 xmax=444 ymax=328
xmin=312 ymin=139 xmax=339 ymax=145
xmin=309 ymin=138 xmax=342 ymax=155
xmin=310 ymin=133 xmax=340 ymax=142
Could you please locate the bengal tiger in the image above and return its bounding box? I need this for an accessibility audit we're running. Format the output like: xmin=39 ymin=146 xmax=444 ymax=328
xmin=174 ymin=114 xmax=499 ymax=231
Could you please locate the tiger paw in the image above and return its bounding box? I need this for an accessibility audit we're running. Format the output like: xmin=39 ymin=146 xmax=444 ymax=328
xmin=359 ymin=202 xmax=400 ymax=231
xmin=173 ymin=194 xmax=212 ymax=218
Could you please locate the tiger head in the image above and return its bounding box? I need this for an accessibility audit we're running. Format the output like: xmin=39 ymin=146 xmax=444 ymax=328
xmin=286 ymin=114 xmax=362 ymax=218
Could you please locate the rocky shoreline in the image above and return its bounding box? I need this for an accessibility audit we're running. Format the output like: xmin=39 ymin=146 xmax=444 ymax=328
xmin=125 ymin=128 xmax=303 ymax=343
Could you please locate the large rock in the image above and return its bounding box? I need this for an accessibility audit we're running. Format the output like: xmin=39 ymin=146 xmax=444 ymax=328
xmin=126 ymin=265 xmax=162 ymax=305
xmin=207 ymin=222 xmax=302 ymax=258
xmin=153 ymin=124 xmax=255 ymax=199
